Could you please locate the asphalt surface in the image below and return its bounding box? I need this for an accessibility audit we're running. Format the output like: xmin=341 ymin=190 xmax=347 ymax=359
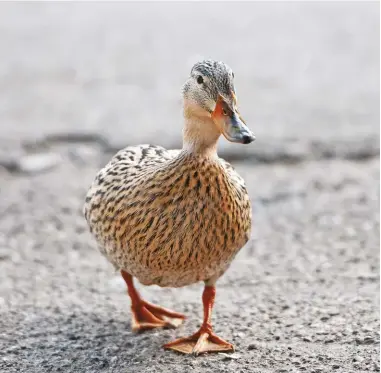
xmin=0 ymin=2 xmax=379 ymax=373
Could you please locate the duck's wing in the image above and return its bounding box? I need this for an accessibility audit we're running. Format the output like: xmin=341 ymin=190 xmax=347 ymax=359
xmin=84 ymin=144 xmax=180 ymax=222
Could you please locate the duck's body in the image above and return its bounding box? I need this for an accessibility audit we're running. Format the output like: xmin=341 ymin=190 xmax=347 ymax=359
xmin=84 ymin=144 xmax=251 ymax=288
xmin=84 ymin=60 xmax=255 ymax=355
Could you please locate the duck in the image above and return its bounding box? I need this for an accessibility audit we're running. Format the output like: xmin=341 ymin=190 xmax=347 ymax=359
xmin=84 ymin=59 xmax=255 ymax=355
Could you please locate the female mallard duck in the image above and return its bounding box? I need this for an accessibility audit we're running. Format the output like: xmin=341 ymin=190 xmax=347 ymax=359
xmin=84 ymin=59 xmax=255 ymax=355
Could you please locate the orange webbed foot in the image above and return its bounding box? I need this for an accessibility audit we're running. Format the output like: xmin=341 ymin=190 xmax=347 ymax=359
xmin=164 ymin=285 xmax=234 ymax=355
xmin=121 ymin=270 xmax=186 ymax=332
xmin=163 ymin=326 xmax=234 ymax=355
xmin=131 ymin=300 xmax=186 ymax=332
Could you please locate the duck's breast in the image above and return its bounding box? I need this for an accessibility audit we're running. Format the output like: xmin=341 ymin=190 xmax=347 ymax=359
xmin=85 ymin=151 xmax=251 ymax=287
xmin=123 ymin=157 xmax=251 ymax=286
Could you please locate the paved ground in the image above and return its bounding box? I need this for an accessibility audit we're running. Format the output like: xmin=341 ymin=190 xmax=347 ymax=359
xmin=0 ymin=2 xmax=379 ymax=373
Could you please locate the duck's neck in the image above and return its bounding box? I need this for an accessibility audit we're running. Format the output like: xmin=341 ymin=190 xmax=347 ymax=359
xmin=182 ymin=110 xmax=220 ymax=158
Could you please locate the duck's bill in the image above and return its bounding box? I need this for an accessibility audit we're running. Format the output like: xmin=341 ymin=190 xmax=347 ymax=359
xmin=221 ymin=112 xmax=255 ymax=144
xmin=212 ymin=95 xmax=255 ymax=145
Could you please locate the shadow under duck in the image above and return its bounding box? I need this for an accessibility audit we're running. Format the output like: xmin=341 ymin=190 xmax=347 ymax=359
xmin=84 ymin=59 xmax=255 ymax=355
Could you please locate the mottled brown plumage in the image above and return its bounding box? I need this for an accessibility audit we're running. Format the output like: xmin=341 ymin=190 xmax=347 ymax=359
xmin=84 ymin=145 xmax=251 ymax=287
xmin=84 ymin=59 xmax=255 ymax=355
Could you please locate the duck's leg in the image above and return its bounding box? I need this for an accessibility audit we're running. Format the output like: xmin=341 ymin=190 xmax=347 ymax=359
xmin=163 ymin=285 xmax=234 ymax=355
xmin=121 ymin=270 xmax=186 ymax=332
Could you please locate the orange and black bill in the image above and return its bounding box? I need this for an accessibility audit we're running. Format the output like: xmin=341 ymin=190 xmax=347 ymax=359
xmin=212 ymin=95 xmax=255 ymax=144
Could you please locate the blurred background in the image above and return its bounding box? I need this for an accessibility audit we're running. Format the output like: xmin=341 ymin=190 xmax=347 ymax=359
xmin=0 ymin=2 xmax=379 ymax=373
xmin=0 ymin=2 xmax=379 ymax=157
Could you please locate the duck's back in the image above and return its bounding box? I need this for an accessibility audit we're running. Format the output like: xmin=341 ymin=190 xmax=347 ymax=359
xmin=84 ymin=144 xmax=251 ymax=288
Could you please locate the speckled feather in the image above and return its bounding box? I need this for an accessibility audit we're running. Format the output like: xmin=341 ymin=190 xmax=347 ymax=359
xmin=84 ymin=144 xmax=251 ymax=288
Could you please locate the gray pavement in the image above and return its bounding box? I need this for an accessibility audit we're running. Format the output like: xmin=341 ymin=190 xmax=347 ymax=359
xmin=0 ymin=2 xmax=379 ymax=373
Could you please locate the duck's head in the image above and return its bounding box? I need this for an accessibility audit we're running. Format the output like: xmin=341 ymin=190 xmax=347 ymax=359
xmin=183 ymin=59 xmax=255 ymax=145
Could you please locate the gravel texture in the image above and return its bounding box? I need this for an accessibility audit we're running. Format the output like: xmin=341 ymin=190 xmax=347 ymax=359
xmin=0 ymin=2 xmax=379 ymax=373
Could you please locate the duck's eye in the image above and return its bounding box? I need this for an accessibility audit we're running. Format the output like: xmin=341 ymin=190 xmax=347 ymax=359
xmin=197 ymin=75 xmax=204 ymax=84
xmin=222 ymin=108 xmax=228 ymax=116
